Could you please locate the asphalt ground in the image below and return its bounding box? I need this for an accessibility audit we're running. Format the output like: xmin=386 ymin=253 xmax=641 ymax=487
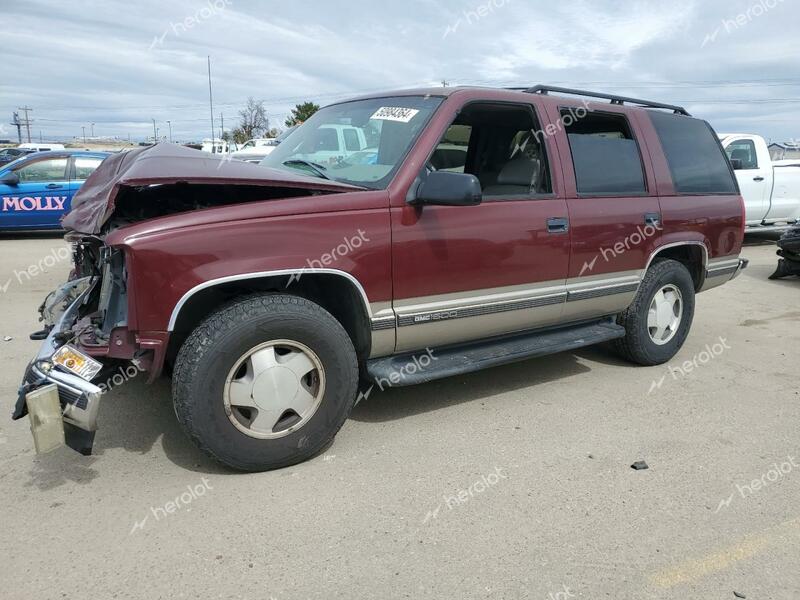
xmin=0 ymin=233 xmax=797 ymax=600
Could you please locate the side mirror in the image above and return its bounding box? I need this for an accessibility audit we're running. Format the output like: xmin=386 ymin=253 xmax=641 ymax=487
xmin=0 ymin=171 xmax=19 ymax=186
xmin=729 ymin=158 xmax=743 ymax=170
xmin=413 ymin=171 xmax=482 ymax=207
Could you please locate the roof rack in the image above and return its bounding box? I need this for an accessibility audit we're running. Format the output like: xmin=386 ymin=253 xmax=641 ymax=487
xmin=509 ymin=85 xmax=691 ymax=116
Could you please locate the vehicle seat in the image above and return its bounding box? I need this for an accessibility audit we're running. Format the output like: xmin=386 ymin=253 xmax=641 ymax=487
xmin=730 ymin=149 xmax=754 ymax=168
xmin=483 ymin=157 xmax=540 ymax=195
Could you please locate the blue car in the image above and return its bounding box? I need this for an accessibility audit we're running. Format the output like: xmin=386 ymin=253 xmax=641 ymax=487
xmin=0 ymin=150 xmax=109 ymax=230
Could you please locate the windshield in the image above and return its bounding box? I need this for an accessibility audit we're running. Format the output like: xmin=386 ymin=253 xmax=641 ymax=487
xmin=1 ymin=154 xmax=36 ymax=173
xmin=260 ymin=95 xmax=443 ymax=189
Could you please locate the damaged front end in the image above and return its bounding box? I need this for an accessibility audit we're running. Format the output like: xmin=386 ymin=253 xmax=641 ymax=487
xmin=14 ymin=238 xmax=134 ymax=455
xmin=14 ymin=143 xmax=361 ymax=457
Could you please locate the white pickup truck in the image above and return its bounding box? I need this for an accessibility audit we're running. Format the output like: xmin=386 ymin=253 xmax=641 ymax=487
xmin=720 ymin=134 xmax=800 ymax=230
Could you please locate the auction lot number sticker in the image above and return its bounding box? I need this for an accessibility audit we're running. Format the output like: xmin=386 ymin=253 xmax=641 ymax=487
xmin=370 ymin=107 xmax=420 ymax=123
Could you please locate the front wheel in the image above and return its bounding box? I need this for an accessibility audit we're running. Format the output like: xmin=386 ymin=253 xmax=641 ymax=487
xmin=172 ymin=294 xmax=359 ymax=472
xmin=613 ymin=258 xmax=696 ymax=366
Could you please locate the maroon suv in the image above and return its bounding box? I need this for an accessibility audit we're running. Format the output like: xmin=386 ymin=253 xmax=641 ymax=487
xmin=15 ymin=85 xmax=747 ymax=471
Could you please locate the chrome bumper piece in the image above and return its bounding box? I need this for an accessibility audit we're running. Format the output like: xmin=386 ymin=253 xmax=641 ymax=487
xmin=14 ymin=287 xmax=103 ymax=454
xmin=701 ymin=257 xmax=749 ymax=292
xmin=731 ymin=258 xmax=749 ymax=280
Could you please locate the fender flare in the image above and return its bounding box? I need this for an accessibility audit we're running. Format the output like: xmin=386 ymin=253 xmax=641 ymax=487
xmin=167 ymin=268 xmax=374 ymax=331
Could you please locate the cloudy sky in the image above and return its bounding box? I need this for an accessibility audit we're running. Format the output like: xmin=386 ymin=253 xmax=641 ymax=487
xmin=3 ymin=0 xmax=799 ymax=143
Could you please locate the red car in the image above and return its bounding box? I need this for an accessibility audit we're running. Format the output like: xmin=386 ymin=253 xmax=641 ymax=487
xmin=16 ymin=86 xmax=747 ymax=471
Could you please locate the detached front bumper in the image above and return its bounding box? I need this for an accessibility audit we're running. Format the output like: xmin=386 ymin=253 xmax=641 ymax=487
xmin=13 ymin=287 xmax=104 ymax=455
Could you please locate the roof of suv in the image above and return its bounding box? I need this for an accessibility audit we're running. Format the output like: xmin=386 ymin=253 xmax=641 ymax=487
xmin=340 ymin=86 xmax=690 ymax=116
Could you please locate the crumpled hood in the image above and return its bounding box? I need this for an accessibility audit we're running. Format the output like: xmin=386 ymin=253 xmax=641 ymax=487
xmin=62 ymin=143 xmax=362 ymax=234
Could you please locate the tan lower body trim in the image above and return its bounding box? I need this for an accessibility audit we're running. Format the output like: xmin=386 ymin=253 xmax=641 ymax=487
xmin=371 ymin=272 xmax=644 ymax=356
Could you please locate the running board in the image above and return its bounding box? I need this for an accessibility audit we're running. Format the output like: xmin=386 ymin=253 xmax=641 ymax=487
xmin=365 ymin=318 xmax=626 ymax=387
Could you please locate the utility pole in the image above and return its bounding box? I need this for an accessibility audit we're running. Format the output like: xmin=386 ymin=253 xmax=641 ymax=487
xmin=39 ymin=131 xmax=43 ymax=143
xmin=441 ymin=80 xmax=449 ymax=87
xmin=219 ymin=112 xmax=224 ymax=140
xmin=166 ymin=120 xmax=172 ymax=143
xmin=82 ymin=126 xmax=86 ymax=143
xmin=207 ymin=55 xmax=215 ymax=152
xmin=10 ymin=112 xmax=22 ymax=143
xmin=152 ymin=119 xmax=157 ymax=143
xmin=18 ymin=106 xmax=33 ymax=142
xmin=90 ymin=122 xmax=95 ymax=137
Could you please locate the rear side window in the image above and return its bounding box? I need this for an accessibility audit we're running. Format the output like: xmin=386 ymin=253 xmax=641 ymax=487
xmin=562 ymin=111 xmax=647 ymax=195
xmin=649 ymin=112 xmax=737 ymax=194
xmin=73 ymin=157 xmax=104 ymax=180
xmin=725 ymin=139 xmax=759 ymax=169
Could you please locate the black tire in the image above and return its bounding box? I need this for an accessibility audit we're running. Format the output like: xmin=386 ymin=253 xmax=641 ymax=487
xmin=613 ymin=258 xmax=695 ymax=366
xmin=172 ymin=294 xmax=358 ymax=472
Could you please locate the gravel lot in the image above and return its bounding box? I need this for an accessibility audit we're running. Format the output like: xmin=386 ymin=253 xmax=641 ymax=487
xmin=0 ymin=234 xmax=798 ymax=600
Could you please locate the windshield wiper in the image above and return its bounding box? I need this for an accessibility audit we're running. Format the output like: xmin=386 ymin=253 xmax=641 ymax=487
xmin=282 ymin=159 xmax=331 ymax=180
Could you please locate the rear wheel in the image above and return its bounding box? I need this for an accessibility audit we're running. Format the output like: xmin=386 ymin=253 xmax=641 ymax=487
xmin=173 ymin=294 xmax=358 ymax=471
xmin=613 ymin=259 xmax=696 ymax=366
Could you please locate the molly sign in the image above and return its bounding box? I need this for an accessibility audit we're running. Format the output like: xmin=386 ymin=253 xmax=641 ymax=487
xmin=2 ymin=196 xmax=68 ymax=212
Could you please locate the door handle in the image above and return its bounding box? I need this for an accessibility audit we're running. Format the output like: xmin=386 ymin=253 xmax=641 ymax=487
xmin=546 ymin=217 xmax=569 ymax=233
xmin=753 ymin=176 xmax=765 ymax=182
xmin=644 ymin=212 xmax=661 ymax=227
xmin=46 ymin=183 xmax=63 ymax=189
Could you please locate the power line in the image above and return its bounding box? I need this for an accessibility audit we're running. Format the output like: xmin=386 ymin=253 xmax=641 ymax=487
xmin=14 ymin=75 xmax=800 ymax=139
xmin=20 ymin=77 xmax=800 ymax=112
xmin=29 ymin=98 xmax=800 ymax=128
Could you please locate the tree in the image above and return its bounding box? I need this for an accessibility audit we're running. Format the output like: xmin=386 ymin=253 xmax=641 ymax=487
xmin=236 ymin=97 xmax=269 ymax=142
xmin=230 ymin=127 xmax=248 ymax=144
xmin=285 ymin=102 xmax=319 ymax=127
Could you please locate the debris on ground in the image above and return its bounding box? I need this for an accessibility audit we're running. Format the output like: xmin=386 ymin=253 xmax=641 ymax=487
xmin=3 ymin=336 xmax=12 ymax=342
xmin=733 ymin=592 xmax=746 ymax=599
xmin=631 ymin=461 xmax=649 ymax=470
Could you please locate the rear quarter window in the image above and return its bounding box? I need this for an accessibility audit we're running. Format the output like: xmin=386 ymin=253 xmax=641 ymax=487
xmin=563 ymin=111 xmax=647 ymax=196
xmin=649 ymin=112 xmax=738 ymax=195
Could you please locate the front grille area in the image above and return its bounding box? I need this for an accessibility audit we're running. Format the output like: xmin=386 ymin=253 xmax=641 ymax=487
xmin=58 ymin=385 xmax=88 ymax=410
xmin=23 ymin=364 xmax=89 ymax=411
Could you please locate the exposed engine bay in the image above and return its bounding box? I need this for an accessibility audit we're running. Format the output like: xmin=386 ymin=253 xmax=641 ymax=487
xmin=105 ymin=182 xmax=316 ymax=230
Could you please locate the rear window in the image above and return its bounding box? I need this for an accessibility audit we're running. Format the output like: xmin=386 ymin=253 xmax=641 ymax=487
xmin=313 ymin=128 xmax=338 ymax=152
xmin=563 ymin=111 xmax=647 ymax=195
xmin=649 ymin=112 xmax=737 ymax=194
xmin=343 ymin=128 xmax=362 ymax=152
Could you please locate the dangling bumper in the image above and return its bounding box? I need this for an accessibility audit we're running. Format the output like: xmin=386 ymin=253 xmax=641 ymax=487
xmin=14 ymin=286 xmax=104 ymax=455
